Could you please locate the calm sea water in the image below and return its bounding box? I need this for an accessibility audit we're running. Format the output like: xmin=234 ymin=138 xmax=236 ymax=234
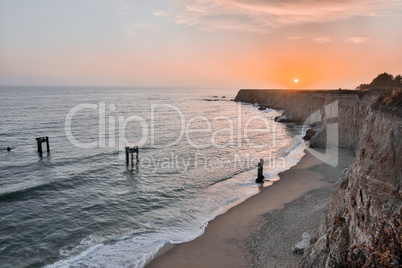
xmin=0 ymin=87 xmax=304 ymax=268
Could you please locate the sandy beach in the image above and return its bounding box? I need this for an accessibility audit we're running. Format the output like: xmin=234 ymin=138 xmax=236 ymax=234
xmin=146 ymin=148 xmax=355 ymax=268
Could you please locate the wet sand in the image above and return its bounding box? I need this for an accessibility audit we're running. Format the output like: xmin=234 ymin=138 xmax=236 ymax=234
xmin=146 ymin=148 xmax=354 ymax=268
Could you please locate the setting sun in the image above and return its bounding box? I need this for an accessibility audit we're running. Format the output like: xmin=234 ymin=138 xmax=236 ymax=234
xmin=294 ymin=79 xmax=299 ymax=83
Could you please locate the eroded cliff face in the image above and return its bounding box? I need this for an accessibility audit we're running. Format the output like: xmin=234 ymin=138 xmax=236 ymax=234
xmin=235 ymin=89 xmax=369 ymax=150
xmin=235 ymin=89 xmax=402 ymax=267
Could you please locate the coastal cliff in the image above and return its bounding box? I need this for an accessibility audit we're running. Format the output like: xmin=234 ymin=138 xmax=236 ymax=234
xmin=235 ymin=89 xmax=402 ymax=267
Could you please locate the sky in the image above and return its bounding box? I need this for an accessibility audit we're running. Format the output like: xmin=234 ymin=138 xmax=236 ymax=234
xmin=0 ymin=0 xmax=401 ymax=89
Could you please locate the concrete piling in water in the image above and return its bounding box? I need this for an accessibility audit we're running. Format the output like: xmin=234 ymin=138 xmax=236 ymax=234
xmin=126 ymin=148 xmax=130 ymax=165
xmin=36 ymin=137 xmax=50 ymax=154
xmin=46 ymin=137 xmax=50 ymax=152
xmin=256 ymin=159 xmax=264 ymax=183
xmin=125 ymin=146 xmax=139 ymax=167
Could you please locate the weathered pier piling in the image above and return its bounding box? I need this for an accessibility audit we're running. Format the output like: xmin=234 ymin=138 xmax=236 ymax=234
xmin=36 ymin=137 xmax=50 ymax=154
xmin=125 ymin=146 xmax=139 ymax=166
xmin=256 ymin=159 xmax=264 ymax=183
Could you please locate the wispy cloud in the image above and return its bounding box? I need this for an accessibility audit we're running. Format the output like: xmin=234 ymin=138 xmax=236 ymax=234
xmin=313 ymin=37 xmax=332 ymax=43
xmin=346 ymin=37 xmax=370 ymax=43
xmin=153 ymin=11 xmax=169 ymax=17
xmin=171 ymin=0 xmax=399 ymax=32
xmin=132 ymin=23 xmax=148 ymax=28
xmin=287 ymin=36 xmax=302 ymax=40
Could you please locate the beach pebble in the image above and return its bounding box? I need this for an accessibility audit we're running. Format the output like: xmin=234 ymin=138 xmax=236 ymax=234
xmin=291 ymin=232 xmax=311 ymax=254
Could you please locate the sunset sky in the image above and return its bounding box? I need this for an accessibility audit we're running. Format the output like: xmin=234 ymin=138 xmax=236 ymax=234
xmin=0 ymin=0 xmax=401 ymax=89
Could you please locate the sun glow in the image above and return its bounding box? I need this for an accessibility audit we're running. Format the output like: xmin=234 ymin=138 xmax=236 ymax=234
xmin=294 ymin=78 xmax=299 ymax=83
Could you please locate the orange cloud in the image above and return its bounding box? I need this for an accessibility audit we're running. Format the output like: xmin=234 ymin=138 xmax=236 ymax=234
xmin=172 ymin=0 xmax=399 ymax=32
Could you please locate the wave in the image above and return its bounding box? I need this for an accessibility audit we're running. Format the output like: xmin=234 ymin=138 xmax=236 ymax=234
xmin=0 ymin=174 xmax=83 ymax=202
xmin=208 ymin=168 xmax=253 ymax=187
xmin=0 ymin=150 xmax=121 ymax=202
xmin=46 ymin=140 xmax=307 ymax=268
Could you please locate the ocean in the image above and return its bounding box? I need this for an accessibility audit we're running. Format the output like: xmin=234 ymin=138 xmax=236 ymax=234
xmin=0 ymin=87 xmax=305 ymax=268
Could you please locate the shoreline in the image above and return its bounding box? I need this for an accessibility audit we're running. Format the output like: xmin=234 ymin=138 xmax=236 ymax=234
xmin=146 ymin=148 xmax=355 ymax=267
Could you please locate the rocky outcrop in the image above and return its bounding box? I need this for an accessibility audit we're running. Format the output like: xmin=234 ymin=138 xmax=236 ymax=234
xmin=235 ymin=88 xmax=402 ymax=267
xmin=292 ymin=232 xmax=312 ymax=254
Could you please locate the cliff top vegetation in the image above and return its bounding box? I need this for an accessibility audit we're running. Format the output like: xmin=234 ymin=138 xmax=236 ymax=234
xmin=356 ymin=73 xmax=402 ymax=90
